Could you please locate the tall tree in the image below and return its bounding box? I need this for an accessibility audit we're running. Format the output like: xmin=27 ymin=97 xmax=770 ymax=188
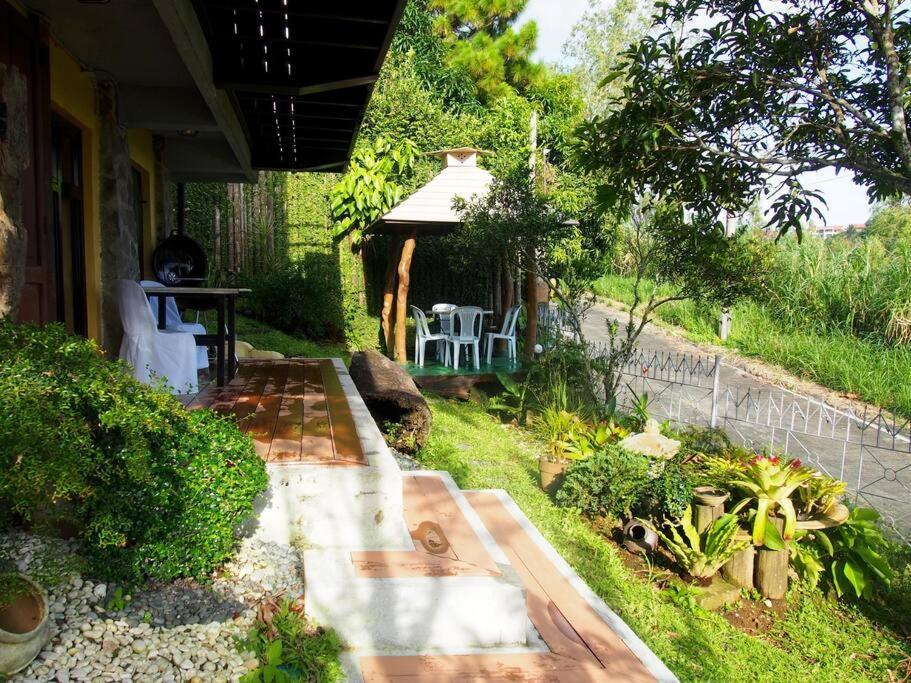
xmin=428 ymin=0 xmax=541 ymax=101
xmin=575 ymin=0 xmax=911 ymax=237
xmin=564 ymin=0 xmax=652 ymax=116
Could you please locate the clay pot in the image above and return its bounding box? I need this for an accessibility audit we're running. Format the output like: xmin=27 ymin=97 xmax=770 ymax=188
xmin=0 ymin=574 xmax=50 ymax=676
xmin=693 ymin=486 xmax=729 ymax=507
xmin=539 ymin=456 xmax=567 ymax=494
xmin=623 ymin=518 xmax=659 ymax=555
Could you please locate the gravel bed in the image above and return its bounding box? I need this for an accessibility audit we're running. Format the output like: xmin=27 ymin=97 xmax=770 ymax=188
xmin=1 ymin=533 xmax=304 ymax=683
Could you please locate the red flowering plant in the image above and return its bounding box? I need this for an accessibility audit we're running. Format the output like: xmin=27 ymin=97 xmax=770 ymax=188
xmin=728 ymin=455 xmax=815 ymax=548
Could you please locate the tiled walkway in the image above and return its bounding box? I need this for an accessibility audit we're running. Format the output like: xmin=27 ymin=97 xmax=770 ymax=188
xmin=184 ymin=359 xmax=367 ymax=466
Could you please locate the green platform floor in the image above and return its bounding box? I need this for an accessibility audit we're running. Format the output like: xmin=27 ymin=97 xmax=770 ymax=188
xmin=404 ymin=355 xmax=524 ymax=377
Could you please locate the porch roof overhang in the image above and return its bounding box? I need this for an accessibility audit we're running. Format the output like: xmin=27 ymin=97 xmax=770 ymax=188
xmin=21 ymin=0 xmax=406 ymax=179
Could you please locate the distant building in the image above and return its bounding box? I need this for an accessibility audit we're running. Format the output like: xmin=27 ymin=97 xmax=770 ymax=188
xmin=811 ymin=223 xmax=866 ymax=239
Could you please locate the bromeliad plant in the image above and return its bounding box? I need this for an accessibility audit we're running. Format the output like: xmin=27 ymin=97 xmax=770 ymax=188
xmin=797 ymin=473 xmax=848 ymax=518
xmin=728 ymin=455 xmax=815 ymax=547
xmin=651 ymin=507 xmax=748 ymax=581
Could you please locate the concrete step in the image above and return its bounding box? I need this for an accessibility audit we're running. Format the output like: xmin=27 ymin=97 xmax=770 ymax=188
xmin=353 ymin=489 xmax=677 ymax=683
xmin=304 ymin=472 xmax=528 ymax=653
xmin=248 ymin=359 xmax=410 ymax=549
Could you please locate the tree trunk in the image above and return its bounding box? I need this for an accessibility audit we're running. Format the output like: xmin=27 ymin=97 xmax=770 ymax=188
xmin=756 ymin=516 xmax=789 ymax=600
xmin=524 ymin=260 xmax=538 ymax=362
xmin=723 ymin=544 xmax=755 ymax=590
xmin=380 ymin=237 xmax=401 ymax=356
xmin=394 ymin=235 xmax=416 ymax=363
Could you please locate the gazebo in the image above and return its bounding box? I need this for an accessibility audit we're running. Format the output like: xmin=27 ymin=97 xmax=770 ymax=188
xmin=368 ymin=148 xmax=496 ymax=363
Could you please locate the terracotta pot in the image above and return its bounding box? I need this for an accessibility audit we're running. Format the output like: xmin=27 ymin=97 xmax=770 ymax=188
xmin=539 ymin=456 xmax=567 ymax=494
xmin=623 ymin=518 xmax=659 ymax=555
xmin=0 ymin=574 xmax=50 ymax=676
xmin=693 ymin=486 xmax=729 ymax=507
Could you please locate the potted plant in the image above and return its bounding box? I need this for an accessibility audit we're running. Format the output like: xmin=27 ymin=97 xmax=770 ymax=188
xmin=536 ymin=410 xmax=602 ymax=492
xmin=693 ymin=486 xmax=729 ymax=507
xmin=650 ymin=508 xmax=748 ymax=584
xmin=0 ymin=574 xmax=50 ymax=676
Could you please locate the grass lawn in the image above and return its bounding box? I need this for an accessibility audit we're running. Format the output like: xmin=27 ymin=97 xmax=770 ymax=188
xmin=418 ymin=395 xmax=911 ymax=682
xmin=200 ymin=313 xmax=351 ymax=361
xmin=592 ymin=273 xmax=911 ymax=418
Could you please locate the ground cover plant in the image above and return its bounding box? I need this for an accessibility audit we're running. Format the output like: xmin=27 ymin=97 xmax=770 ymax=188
xmin=0 ymin=321 xmax=268 ymax=582
xmin=418 ymin=395 xmax=911 ymax=681
xmin=238 ymin=598 xmax=344 ymax=683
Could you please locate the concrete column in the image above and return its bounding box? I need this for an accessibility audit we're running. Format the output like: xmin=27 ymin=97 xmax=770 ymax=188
xmin=96 ymin=78 xmax=139 ymax=354
xmin=0 ymin=62 xmax=29 ymax=319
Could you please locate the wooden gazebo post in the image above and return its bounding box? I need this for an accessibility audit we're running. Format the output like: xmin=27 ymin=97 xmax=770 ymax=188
xmin=380 ymin=237 xmax=402 ymax=354
xmin=394 ymin=234 xmax=417 ymax=362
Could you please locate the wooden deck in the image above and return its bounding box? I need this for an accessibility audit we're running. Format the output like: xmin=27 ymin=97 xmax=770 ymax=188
xmin=184 ymin=359 xmax=367 ymax=466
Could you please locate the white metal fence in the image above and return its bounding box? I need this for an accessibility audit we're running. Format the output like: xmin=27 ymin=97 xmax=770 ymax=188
xmin=609 ymin=347 xmax=911 ymax=542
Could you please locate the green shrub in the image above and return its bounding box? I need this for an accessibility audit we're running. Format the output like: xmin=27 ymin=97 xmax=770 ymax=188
xmin=0 ymin=321 xmax=268 ymax=582
xmin=636 ymin=458 xmax=694 ymax=520
xmin=240 ymin=257 xmax=345 ymax=340
xmin=555 ymin=444 xmax=651 ymax=520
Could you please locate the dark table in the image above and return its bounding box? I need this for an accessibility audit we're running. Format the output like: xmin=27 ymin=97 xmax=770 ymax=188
xmin=140 ymin=285 xmax=250 ymax=387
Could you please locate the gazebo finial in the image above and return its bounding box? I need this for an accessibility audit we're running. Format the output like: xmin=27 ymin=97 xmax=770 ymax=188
xmin=426 ymin=147 xmax=490 ymax=168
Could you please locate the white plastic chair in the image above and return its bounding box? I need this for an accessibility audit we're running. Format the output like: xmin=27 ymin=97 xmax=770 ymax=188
xmin=411 ymin=306 xmax=448 ymax=367
xmin=141 ymin=280 xmax=209 ymax=370
xmin=446 ymin=306 xmax=483 ymax=370
xmin=485 ymin=304 xmax=521 ymax=364
xmin=117 ymin=280 xmax=199 ymax=394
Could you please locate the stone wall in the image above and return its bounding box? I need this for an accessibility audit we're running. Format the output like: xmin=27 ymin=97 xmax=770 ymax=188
xmin=0 ymin=61 xmax=30 ymax=319
xmin=96 ymin=78 xmax=140 ymax=353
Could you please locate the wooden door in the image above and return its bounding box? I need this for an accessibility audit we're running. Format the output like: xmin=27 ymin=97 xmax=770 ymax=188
xmin=0 ymin=4 xmax=53 ymax=324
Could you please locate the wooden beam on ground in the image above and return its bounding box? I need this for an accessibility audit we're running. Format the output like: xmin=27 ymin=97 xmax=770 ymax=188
xmin=380 ymin=237 xmax=401 ymax=356
xmin=394 ymin=235 xmax=416 ymax=363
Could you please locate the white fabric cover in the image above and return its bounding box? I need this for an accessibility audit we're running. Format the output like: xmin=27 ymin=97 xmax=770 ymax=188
xmin=117 ymin=280 xmax=199 ymax=395
xmin=140 ymin=280 xmax=208 ymax=370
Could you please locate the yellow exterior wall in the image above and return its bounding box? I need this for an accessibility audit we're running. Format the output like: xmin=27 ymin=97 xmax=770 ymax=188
xmin=49 ymin=39 xmax=163 ymax=342
xmin=128 ymin=129 xmax=156 ymax=278
xmin=49 ymin=39 xmax=103 ymax=342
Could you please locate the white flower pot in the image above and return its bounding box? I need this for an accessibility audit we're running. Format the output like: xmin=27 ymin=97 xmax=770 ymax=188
xmin=0 ymin=575 xmax=50 ymax=676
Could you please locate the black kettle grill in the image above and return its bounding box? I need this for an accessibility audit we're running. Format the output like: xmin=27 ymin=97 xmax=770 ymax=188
xmin=151 ymin=231 xmax=215 ymax=310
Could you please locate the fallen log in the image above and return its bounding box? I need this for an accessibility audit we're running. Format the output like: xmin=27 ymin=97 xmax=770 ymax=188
xmin=349 ymin=349 xmax=432 ymax=453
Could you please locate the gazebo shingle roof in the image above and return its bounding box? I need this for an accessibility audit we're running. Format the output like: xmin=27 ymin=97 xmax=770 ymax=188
xmin=370 ymin=148 xmax=494 ymax=234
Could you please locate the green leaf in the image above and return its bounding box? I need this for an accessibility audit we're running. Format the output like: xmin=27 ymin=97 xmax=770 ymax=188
xmin=814 ymin=529 xmax=834 ymax=556
xmin=266 ymin=640 xmax=283 ymax=666
xmin=841 ymin=558 xmax=868 ymax=598
xmin=762 ymin=519 xmax=786 ymax=551
xmin=851 ymin=507 xmax=880 ymax=522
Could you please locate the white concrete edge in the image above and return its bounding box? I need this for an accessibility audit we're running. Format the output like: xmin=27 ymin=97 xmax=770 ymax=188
xmin=469 ymin=488 xmax=680 ymax=683
xmin=407 ymin=471 xmax=512 ymax=567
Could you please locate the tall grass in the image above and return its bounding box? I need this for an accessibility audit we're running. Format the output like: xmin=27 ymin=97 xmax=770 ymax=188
xmin=592 ymin=274 xmax=911 ymax=417
xmin=762 ymin=235 xmax=911 ymax=344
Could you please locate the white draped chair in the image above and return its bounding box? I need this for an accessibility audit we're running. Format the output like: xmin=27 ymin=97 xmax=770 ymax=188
xmin=117 ymin=280 xmax=199 ymax=394
xmin=140 ymin=280 xmax=209 ymax=370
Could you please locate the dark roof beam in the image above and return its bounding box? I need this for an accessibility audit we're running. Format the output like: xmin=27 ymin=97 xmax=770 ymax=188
xmin=201 ymin=3 xmax=393 ymax=25
xmin=216 ymin=74 xmax=378 ymax=97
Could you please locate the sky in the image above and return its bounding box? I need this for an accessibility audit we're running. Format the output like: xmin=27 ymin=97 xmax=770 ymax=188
xmin=517 ymin=0 xmax=875 ymax=227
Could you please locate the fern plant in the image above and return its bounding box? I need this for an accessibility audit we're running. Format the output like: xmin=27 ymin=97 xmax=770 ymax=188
xmin=651 ymin=507 xmax=748 ymax=581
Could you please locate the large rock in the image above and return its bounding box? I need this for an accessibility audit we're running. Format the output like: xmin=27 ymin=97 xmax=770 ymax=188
xmin=349 ymin=350 xmax=431 ymax=453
